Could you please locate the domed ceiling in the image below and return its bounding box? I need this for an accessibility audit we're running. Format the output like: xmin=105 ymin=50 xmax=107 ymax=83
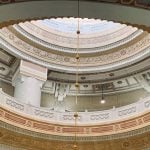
xmin=0 ymin=18 xmax=149 ymax=73
xmin=0 ymin=17 xmax=150 ymax=97
xmin=17 ymin=18 xmax=143 ymax=51
xmin=0 ymin=2 xmax=150 ymax=150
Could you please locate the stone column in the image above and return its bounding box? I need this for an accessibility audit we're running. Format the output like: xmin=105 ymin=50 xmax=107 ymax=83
xmin=12 ymin=60 xmax=47 ymax=107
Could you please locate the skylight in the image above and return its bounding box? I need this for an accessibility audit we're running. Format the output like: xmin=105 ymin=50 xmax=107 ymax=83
xmin=39 ymin=18 xmax=122 ymax=34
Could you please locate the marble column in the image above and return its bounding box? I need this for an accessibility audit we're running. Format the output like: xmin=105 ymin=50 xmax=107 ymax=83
xmin=12 ymin=60 xmax=47 ymax=107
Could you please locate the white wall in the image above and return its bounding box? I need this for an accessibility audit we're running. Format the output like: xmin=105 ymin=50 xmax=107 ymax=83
xmin=0 ymin=80 xmax=14 ymax=96
xmin=41 ymin=89 xmax=149 ymax=112
xmin=0 ymin=80 xmax=149 ymax=112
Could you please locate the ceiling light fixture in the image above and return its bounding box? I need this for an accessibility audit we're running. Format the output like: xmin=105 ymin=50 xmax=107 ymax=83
xmin=100 ymin=84 xmax=106 ymax=104
xmin=73 ymin=0 xmax=80 ymax=149
xmin=100 ymin=99 xmax=106 ymax=104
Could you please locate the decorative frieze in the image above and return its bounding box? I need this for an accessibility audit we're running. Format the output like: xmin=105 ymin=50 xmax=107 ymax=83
xmin=0 ymin=105 xmax=150 ymax=138
xmin=6 ymin=98 xmax=24 ymax=111
xmin=13 ymin=22 xmax=143 ymax=54
xmin=0 ymin=27 xmax=149 ymax=73
xmin=63 ymin=115 xmax=81 ymax=121
xmin=15 ymin=21 xmax=142 ymax=51
xmin=118 ymin=106 xmax=136 ymax=117
xmin=90 ymin=113 xmax=109 ymax=120
xmin=34 ymin=109 xmax=54 ymax=119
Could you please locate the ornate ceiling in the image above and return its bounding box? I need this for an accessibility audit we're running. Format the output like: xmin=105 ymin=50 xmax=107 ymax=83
xmin=0 ymin=18 xmax=150 ymax=73
xmin=17 ymin=18 xmax=143 ymax=50
xmin=0 ymin=17 xmax=150 ymax=95
xmin=0 ymin=0 xmax=148 ymax=96
xmin=0 ymin=1 xmax=150 ymax=149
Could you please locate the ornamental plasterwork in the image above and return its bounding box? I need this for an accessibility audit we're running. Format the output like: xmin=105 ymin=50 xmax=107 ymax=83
xmin=0 ymin=116 xmax=150 ymax=142
xmin=0 ymin=125 xmax=150 ymax=150
xmin=1 ymin=110 xmax=150 ymax=142
xmin=13 ymin=23 xmax=143 ymax=54
xmin=0 ymin=89 xmax=150 ymax=135
xmin=0 ymin=28 xmax=150 ymax=70
xmin=19 ymin=21 xmax=139 ymax=49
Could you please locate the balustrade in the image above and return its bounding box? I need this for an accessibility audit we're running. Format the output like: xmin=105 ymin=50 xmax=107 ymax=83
xmin=0 ymin=89 xmax=150 ymax=125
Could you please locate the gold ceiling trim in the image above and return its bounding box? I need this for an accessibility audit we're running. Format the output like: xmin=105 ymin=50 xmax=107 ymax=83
xmin=0 ymin=125 xmax=150 ymax=150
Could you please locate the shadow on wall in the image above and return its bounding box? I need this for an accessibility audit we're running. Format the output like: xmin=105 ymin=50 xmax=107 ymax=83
xmin=0 ymin=80 xmax=14 ymax=97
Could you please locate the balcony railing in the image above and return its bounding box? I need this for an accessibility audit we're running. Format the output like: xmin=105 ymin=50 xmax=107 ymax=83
xmin=0 ymin=88 xmax=150 ymax=125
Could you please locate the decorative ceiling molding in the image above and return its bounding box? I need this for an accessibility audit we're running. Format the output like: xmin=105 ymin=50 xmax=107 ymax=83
xmin=12 ymin=20 xmax=144 ymax=54
xmin=47 ymin=72 xmax=150 ymax=96
xmin=0 ymin=124 xmax=150 ymax=150
xmin=0 ymin=108 xmax=150 ymax=141
xmin=47 ymin=62 xmax=150 ymax=84
xmin=0 ymin=27 xmax=149 ymax=73
xmin=19 ymin=20 xmax=139 ymax=49
xmin=10 ymin=23 xmax=147 ymax=57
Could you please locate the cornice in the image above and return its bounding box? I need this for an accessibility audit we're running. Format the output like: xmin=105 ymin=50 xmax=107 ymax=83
xmin=0 ymin=28 xmax=150 ymax=73
xmin=13 ymin=23 xmax=143 ymax=54
xmin=0 ymin=116 xmax=150 ymax=142
xmin=12 ymin=21 xmax=143 ymax=53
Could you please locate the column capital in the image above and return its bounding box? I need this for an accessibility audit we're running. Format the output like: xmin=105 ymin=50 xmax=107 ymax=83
xmin=12 ymin=60 xmax=47 ymax=86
